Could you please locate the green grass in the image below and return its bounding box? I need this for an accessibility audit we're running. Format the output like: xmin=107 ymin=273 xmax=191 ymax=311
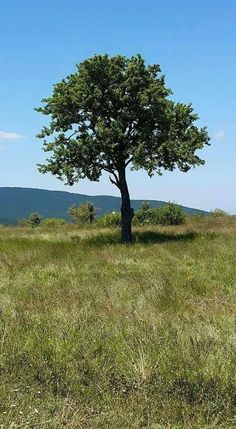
xmin=0 ymin=217 xmax=235 ymax=428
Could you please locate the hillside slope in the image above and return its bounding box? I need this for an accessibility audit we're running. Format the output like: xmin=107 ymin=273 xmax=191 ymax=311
xmin=0 ymin=187 xmax=208 ymax=224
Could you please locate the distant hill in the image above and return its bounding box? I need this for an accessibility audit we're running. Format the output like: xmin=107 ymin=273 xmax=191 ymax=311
xmin=0 ymin=187 xmax=208 ymax=225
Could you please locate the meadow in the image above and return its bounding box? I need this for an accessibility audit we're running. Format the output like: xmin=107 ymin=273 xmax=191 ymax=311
xmin=0 ymin=216 xmax=235 ymax=429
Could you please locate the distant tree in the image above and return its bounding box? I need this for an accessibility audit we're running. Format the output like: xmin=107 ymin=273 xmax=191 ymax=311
xmin=36 ymin=54 xmax=210 ymax=242
xmin=134 ymin=201 xmax=151 ymax=224
xmin=134 ymin=202 xmax=185 ymax=225
xmin=87 ymin=202 xmax=96 ymax=224
xmin=28 ymin=212 xmax=42 ymax=227
xmin=209 ymin=208 xmax=229 ymax=217
xmin=68 ymin=205 xmax=80 ymax=223
xmin=98 ymin=211 xmax=121 ymax=227
xmin=157 ymin=203 xmax=185 ymax=225
xmin=69 ymin=202 xmax=96 ymax=224
xmin=140 ymin=201 xmax=151 ymax=212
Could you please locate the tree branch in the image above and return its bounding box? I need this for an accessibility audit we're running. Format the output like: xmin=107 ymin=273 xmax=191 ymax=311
xmin=125 ymin=156 xmax=134 ymax=167
xmin=109 ymin=175 xmax=120 ymax=188
xmin=68 ymin=130 xmax=80 ymax=140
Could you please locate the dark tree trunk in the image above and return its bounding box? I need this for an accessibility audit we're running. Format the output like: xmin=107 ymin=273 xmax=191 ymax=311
xmin=118 ymin=168 xmax=134 ymax=243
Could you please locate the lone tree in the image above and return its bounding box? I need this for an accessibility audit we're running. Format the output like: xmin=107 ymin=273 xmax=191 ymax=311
xmin=69 ymin=202 xmax=96 ymax=224
xmin=28 ymin=212 xmax=42 ymax=228
xmin=36 ymin=54 xmax=209 ymax=242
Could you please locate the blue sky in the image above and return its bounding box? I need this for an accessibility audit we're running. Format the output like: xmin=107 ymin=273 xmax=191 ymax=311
xmin=0 ymin=0 xmax=235 ymax=212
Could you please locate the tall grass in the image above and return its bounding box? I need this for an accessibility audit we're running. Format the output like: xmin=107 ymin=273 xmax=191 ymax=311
xmin=0 ymin=217 xmax=235 ymax=428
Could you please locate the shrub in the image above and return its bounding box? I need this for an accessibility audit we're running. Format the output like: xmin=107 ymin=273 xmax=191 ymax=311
xmin=42 ymin=218 xmax=67 ymax=227
xmin=69 ymin=202 xmax=96 ymax=224
xmin=133 ymin=208 xmax=158 ymax=225
xmin=28 ymin=212 xmax=42 ymax=227
xmin=157 ymin=203 xmax=186 ymax=225
xmin=98 ymin=212 xmax=121 ymax=227
xmin=209 ymin=208 xmax=229 ymax=217
xmin=134 ymin=201 xmax=151 ymax=224
xmin=134 ymin=203 xmax=185 ymax=226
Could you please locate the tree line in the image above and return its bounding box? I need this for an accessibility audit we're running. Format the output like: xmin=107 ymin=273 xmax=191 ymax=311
xmin=17 ymin=203 xmax=229 ymax=228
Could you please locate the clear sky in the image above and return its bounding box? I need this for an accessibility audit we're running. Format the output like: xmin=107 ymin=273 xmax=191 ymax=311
xmin=0 ymin=0 xmax=235 ymax=212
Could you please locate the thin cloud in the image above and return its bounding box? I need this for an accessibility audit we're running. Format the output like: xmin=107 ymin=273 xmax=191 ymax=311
xmin=214 ymin=131 xmax=225 ymax=140
xmin=0 ymin=130 xmax=22 ymax=141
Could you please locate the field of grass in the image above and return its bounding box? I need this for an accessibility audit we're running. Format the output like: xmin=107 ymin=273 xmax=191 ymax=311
xmin=0 ymin=217 xmax=235 ymax=428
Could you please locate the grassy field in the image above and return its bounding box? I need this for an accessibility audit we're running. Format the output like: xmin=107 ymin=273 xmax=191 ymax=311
xmin=0 ymin=217 xmax=235 ymax=429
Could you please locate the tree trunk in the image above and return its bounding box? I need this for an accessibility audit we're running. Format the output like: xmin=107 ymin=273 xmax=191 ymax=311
xmin=118 ymin=168 xmax=134 ymax=243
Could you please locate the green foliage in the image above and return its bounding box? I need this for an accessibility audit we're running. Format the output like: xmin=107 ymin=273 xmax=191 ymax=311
xmin=133 ymin=201 xmax=151 ymax=224
xmin=36 ymin=54 xmax=209 ymax=184
xmin=99 ymin=204 xmax=185 ymax=228
xmin=133 ymin=207 xmax=158 ymax=225
xmin=209 ymin=208 xmax=229 ymax=217
xmin=157 ymin=202 xmax=186 ymax=225
xmin=139 ymin=201 xmax=151 ymax=212
xmin=69 ymin=202 xmax=96 ymax=224
xmin=134 ymin=203 xmax=185 ymax=225
xmin=98 ymin=211 xmax=121 ymax=227
xmin=28 ymin=212 xmax=42 ymax=227
xmin=41 ymin=217 xmax=67 ymax=227
xmin=36 ymin=53 xmax=209 ymax=242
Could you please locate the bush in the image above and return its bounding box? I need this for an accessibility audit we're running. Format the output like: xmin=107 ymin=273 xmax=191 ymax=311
xmin=98 ymin=212 xmax=121 ymax=227
xmin=133 ymin=201 xmax=151 ymax=224
xmin=69 ymin=202 xmax=96 ymax=224
xmin=133 ymin=208 xmax=158 ymax=225
xmin=41 ymin=218 xmax=67 ymax=227
xmin=28 ymin=212 xmax=42 ymax=227
xmin=134 ymin=203 xmax=185 ymax=226
xmin=209 ymin=208 xmax=229 ymax=217
xmin=157 ymin=203 xmax=186 ymax=225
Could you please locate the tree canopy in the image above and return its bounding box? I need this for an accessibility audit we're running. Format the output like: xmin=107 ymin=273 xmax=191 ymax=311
xmin=36 ymin=54 xmax=210 ymax=241
xmin=69 ymin=202 xmax=96 ymax=224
